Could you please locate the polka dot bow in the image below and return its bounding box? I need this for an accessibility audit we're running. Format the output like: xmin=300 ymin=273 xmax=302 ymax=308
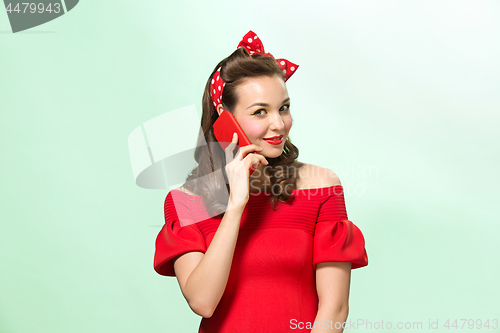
xmin=210 ymin=30 xmax=299 ymax=108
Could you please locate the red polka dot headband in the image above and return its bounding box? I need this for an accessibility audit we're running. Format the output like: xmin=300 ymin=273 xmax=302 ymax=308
xmin=210 ymin=30 xmax=299 ymax=108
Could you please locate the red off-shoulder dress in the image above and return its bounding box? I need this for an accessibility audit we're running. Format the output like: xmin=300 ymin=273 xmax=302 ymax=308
xmin=154 ymin=185 xmax=368 ymax=333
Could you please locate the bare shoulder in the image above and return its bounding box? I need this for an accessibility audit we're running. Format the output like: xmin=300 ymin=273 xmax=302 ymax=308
xmin=296 ymin=162 xmax=342 ymax=189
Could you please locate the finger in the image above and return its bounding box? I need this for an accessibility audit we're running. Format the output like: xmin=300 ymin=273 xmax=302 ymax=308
xmin=249 ymin=153 xmax=269 ymax=167
xmin=258 ymin=155 xmax=269 ymax=165
xmin=237 ymin=144 xmax=263 ymax=160
xmin=243 ymin=156 xmax=257 ymax=173
xmin=244 ymin=153 xmax=268 ymax=169
xmin=225 ymin=132 xmax=238 ymax=162
xmin=240 ymin=151 xmax=266 ymax=171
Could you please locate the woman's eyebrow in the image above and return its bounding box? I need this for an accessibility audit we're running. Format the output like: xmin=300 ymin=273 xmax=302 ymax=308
xmin=247 ymin=97 xmax=290 ymax=109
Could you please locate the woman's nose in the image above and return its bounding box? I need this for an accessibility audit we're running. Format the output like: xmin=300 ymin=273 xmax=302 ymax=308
xmin=269 ymin=112 xmax=285 ymax=131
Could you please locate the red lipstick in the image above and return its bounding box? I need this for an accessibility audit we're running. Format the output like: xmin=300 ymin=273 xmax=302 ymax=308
xmin=263 ymin=135 xmax=283 ymax=145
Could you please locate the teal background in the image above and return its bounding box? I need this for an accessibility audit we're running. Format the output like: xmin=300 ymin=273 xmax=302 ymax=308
xmin=1 ymin=1 xmax=499 ymax=332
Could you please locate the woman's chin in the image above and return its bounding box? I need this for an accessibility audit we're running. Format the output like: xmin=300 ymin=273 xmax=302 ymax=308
xmin=262 ymin=149 xmax=283 ymax=159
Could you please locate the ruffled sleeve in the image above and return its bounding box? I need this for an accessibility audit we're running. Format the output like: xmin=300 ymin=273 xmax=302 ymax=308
xmin=313 ymin=189 xmax=368 ymax=269
xmin=153 ymin=192 xmax=207 ymax=276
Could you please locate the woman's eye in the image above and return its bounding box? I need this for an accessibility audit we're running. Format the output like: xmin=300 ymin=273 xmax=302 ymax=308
xmin=280 ymin=104 xmax=291 ymax=112
xmin=252 ymin=105 xmax=290 ymax=115
xmin=252 ymin=109 xmax=266 ymax=115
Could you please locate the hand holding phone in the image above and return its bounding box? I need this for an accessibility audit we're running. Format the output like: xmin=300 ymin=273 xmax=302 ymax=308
xmin=213 ymin=109 xmax=260 ymax=175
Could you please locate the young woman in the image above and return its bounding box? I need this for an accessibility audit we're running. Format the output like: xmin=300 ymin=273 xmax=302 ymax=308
xmin=154 ymin=30 xmax=368 ymax=333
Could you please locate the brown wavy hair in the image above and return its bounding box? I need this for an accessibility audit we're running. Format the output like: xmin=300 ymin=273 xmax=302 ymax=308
xmin=182 ymin=47 xmax=304 ymax=214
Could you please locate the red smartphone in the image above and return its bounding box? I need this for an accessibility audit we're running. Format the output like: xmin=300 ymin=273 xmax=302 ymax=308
xmin=213 ymin=109 xmax=258 ymax=175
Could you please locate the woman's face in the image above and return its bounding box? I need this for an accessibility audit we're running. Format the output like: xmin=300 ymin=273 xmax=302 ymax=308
xmin=219 ymin=75 xmax=292 ymax=158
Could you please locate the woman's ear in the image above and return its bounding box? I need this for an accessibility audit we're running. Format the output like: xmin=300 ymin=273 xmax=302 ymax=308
xmin=216 ymin=104 xmax=225 ymax=116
